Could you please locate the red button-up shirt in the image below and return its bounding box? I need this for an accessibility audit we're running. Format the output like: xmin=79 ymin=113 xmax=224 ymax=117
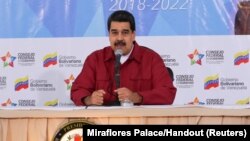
xmin=71 ymin=41 xmax=176 ymax=106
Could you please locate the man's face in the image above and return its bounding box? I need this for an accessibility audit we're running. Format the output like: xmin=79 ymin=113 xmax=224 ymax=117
xmin=109 ymin=21 xmax=135 ymax=55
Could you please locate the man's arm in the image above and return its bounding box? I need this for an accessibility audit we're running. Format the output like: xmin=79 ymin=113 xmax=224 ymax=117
xmin=71 ymin=55 xmax=96 ymax=106
xmin=137 ymin=52 xmax=177 ymax=105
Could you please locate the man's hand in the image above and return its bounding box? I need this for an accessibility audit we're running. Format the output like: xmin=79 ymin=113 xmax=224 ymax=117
xmin=84 ymin=90 xmax=105 ymax=106
xmin=115 ymin=87 xmax=142 ymax=104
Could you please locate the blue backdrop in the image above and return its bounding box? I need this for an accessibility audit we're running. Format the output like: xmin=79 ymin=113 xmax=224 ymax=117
xmin=0 ymin=0 xmax=239 ymax=38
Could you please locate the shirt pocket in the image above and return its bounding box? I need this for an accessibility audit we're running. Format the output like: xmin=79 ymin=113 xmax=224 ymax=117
xmin=96 ymin=75 xmax=112 ymax=92
xmin=130 ymin=76 xmax=152 ymax=91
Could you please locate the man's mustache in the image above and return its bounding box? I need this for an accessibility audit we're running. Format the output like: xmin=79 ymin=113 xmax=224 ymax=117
xmin=114 ymin=40 xmax=126 ymax=46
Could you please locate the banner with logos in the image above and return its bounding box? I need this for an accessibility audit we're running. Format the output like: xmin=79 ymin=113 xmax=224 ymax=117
xmin=0 ymin=0 xmax=249 ymax=107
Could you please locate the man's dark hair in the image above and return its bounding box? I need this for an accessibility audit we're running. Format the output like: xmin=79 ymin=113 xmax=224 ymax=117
xmin=107 ymin=10 xmax=135 ymax=32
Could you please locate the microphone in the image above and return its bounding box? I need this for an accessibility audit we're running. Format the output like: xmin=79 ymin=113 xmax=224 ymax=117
xmin=113 ymin=49 xmax=122 ymax=106
xmin=114 ymin=49 xmax=122 ymax=87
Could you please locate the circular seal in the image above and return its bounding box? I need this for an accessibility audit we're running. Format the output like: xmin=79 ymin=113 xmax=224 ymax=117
xmin=52 ymin=120 xmax=94 ymax=141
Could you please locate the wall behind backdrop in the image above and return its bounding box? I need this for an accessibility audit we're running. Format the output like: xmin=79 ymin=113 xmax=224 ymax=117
xmin=0 ymin=0 xmax=249 ymax=107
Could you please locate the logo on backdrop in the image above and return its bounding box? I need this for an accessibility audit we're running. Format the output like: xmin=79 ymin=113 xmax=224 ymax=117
xmin=203 ymin=76 xmax=247 ymax=91
xmin=30 ymin=79 xmax=56 ymax=92
xmin=161 ymin=54 xmax=179 ymax=67
xmin=234 ymin=50 xmax=249 ymax=65
xmin=45 ymin=99 xmax=75 ymax=107
xmin=1 ymin=98 xmax=17 ymax=106
xmin=1 ymin=52 xmax=16 ymax=68
xmin=44 ymin=99 xmax=58 ymax=106
xmin=204 ymin=74 xmax=219 ymax=90
xmin=17 ymin=52 xmax=35 ymax=66
xmin=175 ymin=74 xmax=194 ymax=88
xmin=206 ymin=99 xmax=224 ymax=105
xmin=220 ymin=77 xmax=247 ymax=90
xmin=206 ymin=50 xmax=224 ymax=64
xmin=0 ymin=76 xmax=7 ymax=90
xmin=15 ymin=76 xmax=29 ymax=91
xmin=64 ymin=74 xmax=75 ymax=90
xmin=236 ymin=97 xmax=249 ymax=105
xmin=188 ymin=49 xmax=204 ymax=65
xmin=43 ymin=52 xmax=57 ymax=67
xmin=18 ymin=99 xmax=36 ymax=106
xmin=186 ymin=97 xmax=205 ymax=105
xmin=59 ymin=55 xmax=83 ymax=67
xmin=53 ymin=120 xmax=94 ymax=141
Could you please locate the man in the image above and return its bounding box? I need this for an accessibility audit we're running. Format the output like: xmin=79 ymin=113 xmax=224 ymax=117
xmin=71 ymin=10 xmax=176 ymax=106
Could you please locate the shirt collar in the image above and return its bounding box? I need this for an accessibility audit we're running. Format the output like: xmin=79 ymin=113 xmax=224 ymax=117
xmin=128 ymin=41 xmax=142 ymax=63
xmin=120 ymin=44 xmax=133 ymax=64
